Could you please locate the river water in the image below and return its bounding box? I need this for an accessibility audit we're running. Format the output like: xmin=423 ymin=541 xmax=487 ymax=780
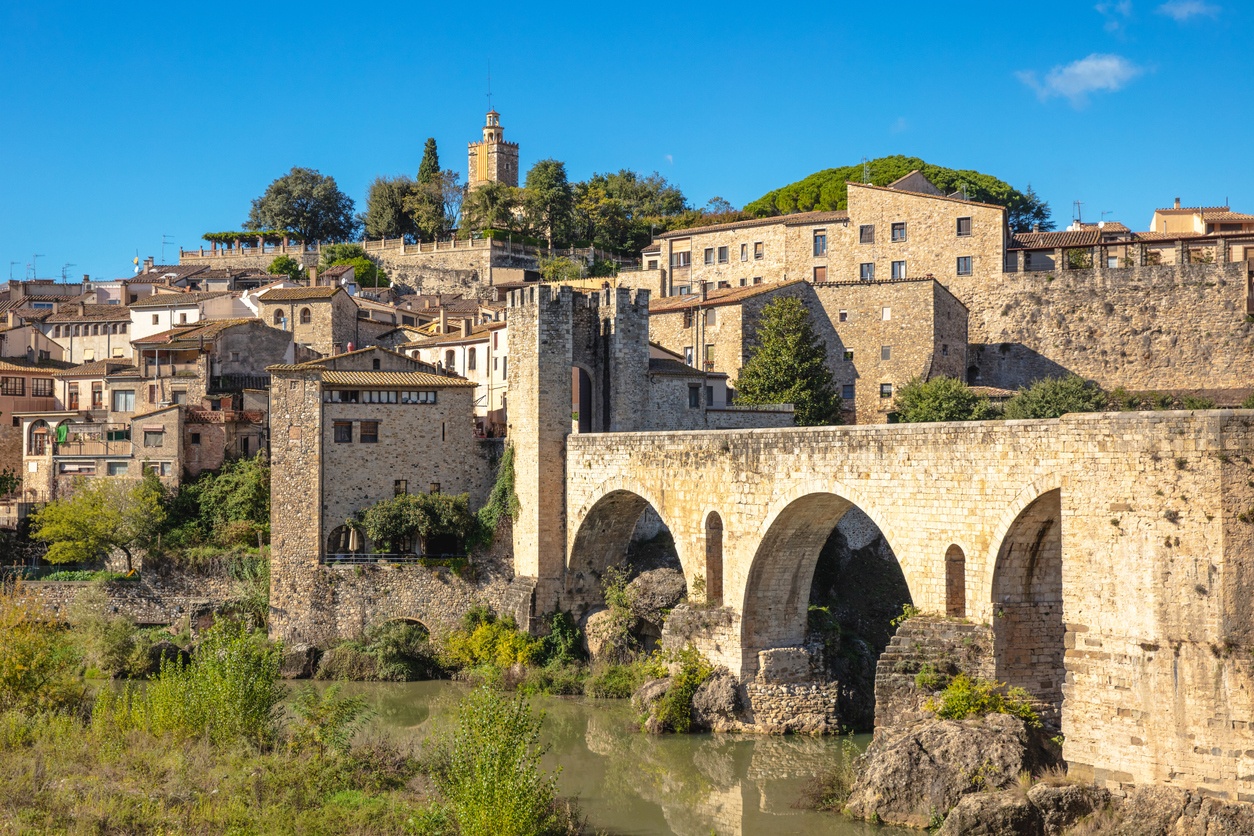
xmin=333 ymin=680 xmax=907 ymax=836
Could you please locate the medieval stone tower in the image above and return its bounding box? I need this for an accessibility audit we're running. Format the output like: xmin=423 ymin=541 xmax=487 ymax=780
xmin=467 ymin=109 xmax=519 ymax=189
xmin=505 ymin=285 xmax=651 ymax=611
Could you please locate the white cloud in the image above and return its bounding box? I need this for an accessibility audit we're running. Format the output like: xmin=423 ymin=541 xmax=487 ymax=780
xmin=1017 ymin=53 xmax=1144 ymax=105
xmin=664 ymin=154 xmax=673 ymax=165
xmin=1096 ymin=1 xmax=1134 ymax=33
xmin=890 ymin=116 xmax=908 ymax=134
xmin=1157 ymin=1 xmax=1219 ymax=21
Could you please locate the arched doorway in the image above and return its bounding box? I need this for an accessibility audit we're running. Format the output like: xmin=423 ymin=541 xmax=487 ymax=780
xmin=571 ymin=366 xmax=593 ymax=434
xmin=991 ymin=488 xmax=1064 ymax=723
xmin=945 ymin=545 xmax=966 ymax=617
xmin=704 ymin=511 xmax=723 ymax=606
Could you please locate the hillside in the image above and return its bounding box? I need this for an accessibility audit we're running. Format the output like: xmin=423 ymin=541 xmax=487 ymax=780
xmin=743 ymin=155 xmax=1052 ymax=233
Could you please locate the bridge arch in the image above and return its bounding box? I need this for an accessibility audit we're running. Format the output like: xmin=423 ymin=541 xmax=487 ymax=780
xmin=738 ymin=480 xmax=910 ymax=678
xmin=567 ymin=479 xmax=686 ymax=583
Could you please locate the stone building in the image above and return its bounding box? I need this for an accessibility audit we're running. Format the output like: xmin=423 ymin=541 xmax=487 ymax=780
xmin=0 ymin=357 xmax=66 ymax=477
xmin=128 ymin=291 xmax=251 ymax=343
xmin=257 ymin=285 xmax=395 ymax=357
xmin=42 ymin=303 xmax=133 ymax=364
xmin=405 ymin=319 xmax=509 ymax=436
xmin=1150 ymin=197 xmax=1254 ymax=235
xmin=467 ymin=109 xmax=519 ymax=189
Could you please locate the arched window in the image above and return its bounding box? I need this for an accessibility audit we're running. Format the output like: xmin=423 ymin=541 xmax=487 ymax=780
xmin=28 ymin=420 xmax=48 ymax=457
xmin=945 ymin=544 xmax=966 ymax=617
xmin=299 ymin=307 xmax=312 ymax=324
xmin=467 ymin=347 xmax=477 ymax=371
xmin=445 ymin=349 xmax=456 ymax=370
xmin=705 ymin=511 xmax=724 ymax=606
xmin=326 ymin=525 xmax=365 ymax=558
xmin=273 ymin=309 xmax=285 ymax=326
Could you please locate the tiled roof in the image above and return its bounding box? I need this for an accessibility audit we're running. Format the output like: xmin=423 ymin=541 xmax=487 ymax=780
xmin=405 ymin=320 xmax=504 ymax=348
xmin=46 ymin=304 xmax=130 ymax=323
xmin=53 ymin=360 xmax=137 ymax=378
xmin=132 ymin=318 xmax=258 ymax=346
xmin=653 ymin=210 xmax=849 ymax=241
xmin=1201 ymin=211 xmax=1254 ymax=223
xmin=295 ymin=345 xmax=421 ymax=368
xmin=1011 ymin=230 xmax=1104 ymax=249
xmin=648 ymin=279 xmax=806 ymax=313
xmin=648 ymin=358 xmax=706 ymax=377
xmin=139 ymin=265 xmax=208 ymax=280
xmin=322 ymin=264 xmax=353 ymax=277
xmin=128 ymin=291 xmax=231 ymax=308
xmin=258 ymin=286 xmax=342 ymax=302
xmin=847 ymin=181 xmax=1006 ymax=212
xmin=128 ymin=405 xmax=180 ymax=421
xmin=1155 ymin=205 xmax=1228 ymax=214
xmin=0 ymin=357 xmax=75 ymax=373
xmin=320 ymin=370 xmax=476 ymax=388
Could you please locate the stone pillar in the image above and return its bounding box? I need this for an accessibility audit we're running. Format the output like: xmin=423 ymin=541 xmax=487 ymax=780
xmin=1176 ymin=239 xmax=1186 ymax=266
xmin=1136 ymin=242 xmax=1146 ymax=267
xmin=1096 ymin=245 xmax=1107 ymax=272
xmin=1054 ymin=247 xmax=1065 ymax=272
xmin=1217 ymin=238 xmax=1229 ymax=264
xmin=1017 ymin=251 xmax=1027 ymax=274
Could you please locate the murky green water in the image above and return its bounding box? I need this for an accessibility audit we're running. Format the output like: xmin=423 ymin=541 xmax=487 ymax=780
xmin=327 ymin=681 xmax=907 ymax=836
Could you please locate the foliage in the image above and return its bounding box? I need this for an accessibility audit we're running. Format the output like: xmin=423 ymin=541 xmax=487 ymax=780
xmin=202 ymin=229 xmax=302 ymax=245
xmin=462 ymin=181 xmax=524 ymax=234
xmin=650 ymin=646 xmax=712 ymax=734
xmin=0 ymin=581 xmax=84 ymax=713
xmin=440 ymin=607 xmax=543 ymax=672
xmin=584 ymin=660 xmax=656 ymax=699
xmin=894 ymin=376 xmax=998 ymax=422
xmin=320 ymin=243 xmax=384 ymax=287
xmin=247 ymin=166 xmax=358 ymax=243
xmin=571 ymin=169 xmax=688 ymax=254
xmin=890 ymin=603 xmax=921 ymax=627
xmin=31 ymin=473 xmax=166 ymax=568
xmin=524 ymin=159 xmax=575 ymax=248
xmin=591 ymin=565 xmax=639 ymax=663
xmin=405 ymin=170 xmax=463 ymax=241
xmin=1243 ymin=393 xmax=1254 ymax=410
xmin=913 ymin=662 xmax=947 ymax=692
xmin=538 ymin=256 xmax=585 ymax=282
xmin=92 ymin=619 xmax=285 ymax=747
xmin=418 ymin=137 xmax=441 ymax=185
xmin=1002 ymin=375 xmax=1107 ymax=420
xmin=163 ymin=454 xmax=270 ymax=551
xmin=288 ymin=684 xmax=372 ymax=756
xmin=362 ymin=175 xmax=419 ymax=240
xmin=42 ymin=569 xmax=130 ymax=582
xmin=67 ymin=584 xmax=149 ymax=679
xmin=359 ymin=491 xmax=475 ymax=554
xmin=742 ymin=155 xmax=1053 ymax=233
xmin=1181 ymin=395 xmax=1217 ymax=410
xmin=476 ymin=446 xmax=519 ymax=540
xmin=437 ymin=686 xmax=568 ymax=836
xmin=267 ymin=254 xmax=305 ymax=283
xmin=735 ymin=296 xmax=841 ymax=426
xmin=318 ymin=620 xmax=443 ymax=681
xmin=0 ymin=467 xmax=18 ymax=497
xmin=227 ymin=552 xmax=270 ymax=628
xmin=797 ymin=734 xmax=865 ymax=812
xmin=925 ymin=673 xmax=1041 ymax=728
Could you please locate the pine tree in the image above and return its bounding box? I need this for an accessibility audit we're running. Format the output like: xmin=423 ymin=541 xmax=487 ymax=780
xmin=418 ymin=138 xmax=440 ymax=185
xmin=735 ymin=296 xmax=841 ymax=426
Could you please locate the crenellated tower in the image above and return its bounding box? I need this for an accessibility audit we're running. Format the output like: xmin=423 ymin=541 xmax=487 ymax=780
xmin=467 ymin=109 xmax=519 ymax=190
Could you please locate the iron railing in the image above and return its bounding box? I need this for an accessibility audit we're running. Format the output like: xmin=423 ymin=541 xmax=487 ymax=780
xmin=320 ymin=552 xmax=467 ymax=567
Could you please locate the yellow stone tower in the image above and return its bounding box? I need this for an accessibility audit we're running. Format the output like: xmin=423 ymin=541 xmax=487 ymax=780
xmin=467 ymin=110 xmax=519 ymax=190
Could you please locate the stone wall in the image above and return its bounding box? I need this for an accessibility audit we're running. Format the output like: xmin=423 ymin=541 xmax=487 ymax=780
xmin=22 ymin=565 xmax=237 ymax=626
xmin=873 ymin=616 xmax=996 ymax=731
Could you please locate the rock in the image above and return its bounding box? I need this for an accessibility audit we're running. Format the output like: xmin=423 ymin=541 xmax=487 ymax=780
xmin=1104 ymin=786 xmax=1191 ymax=835
xmin=631 ymin=677 xmax=670 ymax=715
xmin=626 ymin=568 xmax=686 ymax=623
xmin=845 ymin=713 xmax=1054 ymax=829
xmin=937 ymin=790 xmax=1044 ymax=835
xmin=1026 ymin=783 xmax=1110 ymax=833
xmin=147 ymin=639 xmax=190 ymax=672
xmin=691 ymin=667 xmax=741 ymax=731
xmin=582 ymin=608 xmax=618 ymax=660
xmin=279 ymin=644 xmax=321 ymax=679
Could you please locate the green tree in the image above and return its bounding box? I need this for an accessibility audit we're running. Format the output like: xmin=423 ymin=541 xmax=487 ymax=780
xmin=31 ymin=474 xmax=166 ymax=570
xmin=359 ymin=491 xmax=475 ymax=554
xmin=267 ymin=255 xmax=305 ymax=283
xmin=0 ymin=467 xmax=18 ymax=497
xmin=735 ymin=296 xmax=840 ymax=426
xmin=894 ymin=376 xmax=998 ymax=422
xmin=572 ymin=169 xmax=688 ymax=253
xmin=320 ymin=243 xmax=384 ymax=287
xmin=362 ymin=175 xmax=418 ymax=240
xmin=463 ymin=181 xmax=523 ymax=233
xmin=247 ymin=166 xmax=358 ymax=243
xmin=1002 ymin=375 xmax=1107 ymax=420
xmin=405 ymin=170 xmax=462 ymax=241
xmin=1008 ymin=184 xmax=1055 ymax=233
xmin=523 ymin=159 xmax=574 ymax=248
xmin=417 ymin=137 xmax=440 ymax=185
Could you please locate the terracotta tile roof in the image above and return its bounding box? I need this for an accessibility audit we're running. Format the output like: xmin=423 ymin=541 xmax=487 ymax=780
xmin=1155 ymin=205 xmax=1228 ymax=214
xmin=648 ymin=279 xmax=806 ymax=313
xmin=405 ymin=320 xmax=505 ymax=348
xmin=847 ymin=181 xmax=1007 ymax=212
xmin=128 ymin=405 xmax=180 ymax=421
xmin=1201 ymin=211 xmax=1254 ymax=223
xmin=258 ymin=286 xmax=343 ymax=302
xmin=320 ymin=370 xmax=476 ymax=388
xmin=46 ymin=304 xmax=130 ymax=322
xmin=53 ymin=360 xmax=137 ymax=378
xmin=295 ymin=345 xmax=420 ymax=367
xmin=0 ymin=357 xmax=75 ymax=373
xmin=1011 ymin=230 xmax=1103 ymax=249
xmin=140 ymin=265 xmax=208 ymax=280
xmin=648 ymin=358 xmax=727 ymax=378
xmin=128 ymin=291 xmax=231 ymax=308
xmin=1072 ymin=221 xmax=1131 ymax=233
xmin=322 ymin=264 xmax=353 ymax=277
xmin=653 ymin=210 xmax=849 ymax=241
xmin=7 ymin=307 xmax=55 ymax=322
xmin=132 ymin=318 xmax=259 ymax=346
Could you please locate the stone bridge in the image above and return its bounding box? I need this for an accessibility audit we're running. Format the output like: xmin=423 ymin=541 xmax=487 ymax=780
xmin=556 ymin=411 xmax=1254 ymax=800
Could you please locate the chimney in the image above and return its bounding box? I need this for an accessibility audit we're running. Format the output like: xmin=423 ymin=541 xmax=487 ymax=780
xmin=460 ymin=318 xmax=472 ymax=338
xmin=1174 ymin=197 xmax=1181 ymax=209
xmin=1032 ymin=223 xmax=1040 ymax=233
xmin=439 ymin=308 xmax=448 ymax=334
xmin=143 ymin=256 xmax=155 ymax=271
xmin=307 ymin=266 xmax=318 ymax=285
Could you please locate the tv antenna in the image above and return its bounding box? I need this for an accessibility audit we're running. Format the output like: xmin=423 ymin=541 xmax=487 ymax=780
xmin=486 ymin=61 xmax=493 ymax=111
xmin=1072 ymin=200 xmax=1084 ymax=224
xmin=8 ymin=262 xmax=19 ymax=281
xmin=61 ymin=263 xmax=75 ymax=281
xmin=161 ymin=234 xmax=175 ymax=263
xmin=861 ymin=157 xmax=870 ymax=183
xmin=31 ymin=254 xmax=45 ymax=280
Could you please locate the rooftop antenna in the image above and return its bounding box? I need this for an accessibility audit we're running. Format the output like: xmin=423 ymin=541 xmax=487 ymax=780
xmin=486 ymin=61 xmax=493 ymax=112
xmin=161 ymin=234 xmax=175 ymax=263
xmin=861 ymin=157 xmax=870 ymax=184
xmin=8 ymin=262 xmax=19 ymax=281
xmin=61 ymin=263 xmax=75 ymax=281
xmin=1072 ymin=200 xmax=1084 ymax=224
xmin=31 ymin=254 xmax=45 ymax=280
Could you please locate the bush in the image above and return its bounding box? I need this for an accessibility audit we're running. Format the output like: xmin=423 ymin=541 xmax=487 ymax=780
xmin=1002 ymin=376 xmax=1106 ymax=420
xmin=584 ymin=661 xmax=649 ymax=699
xmin=437 ymin=686 xmax=569 ymax=836
xmin=475 ymin=446 xmax=519 ymax=543
xmin=288 ymin=684 xmax=371 ymax=756
xmin=439 ymin=608 xmax=542 ymax=672
xmin=0 ymin=581 xmax=84 ymax=713
xmin=925 ymin=673 xmax=1040 ymax=728
xmin=894 ymin=376 xmax=997 ymax=423
xmin=318 ymin=621 xmax=442 ymax=682
xmin=650 ymin=646 xmax=712 ymax=734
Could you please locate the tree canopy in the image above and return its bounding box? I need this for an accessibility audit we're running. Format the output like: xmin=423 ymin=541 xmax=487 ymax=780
xmin=362 ymin=176 xmax=418 ymax=240
xmin=359 ymin=491 xmax=476 ymax=554
xmin=523 ymin=159 xmax=575 ymax=248
xmin=320 ymin=243 xmax=384 ymax=287
xmin=735 ymin=296 xmax=841 ymax=426
xmin=894 ymin=376 xmax=997 ymax=422
xmin=267 ymin=255 xmax=305 ymax=284
xmin=742 ymin=155 xmax=1054 ymax=233
xmin=417 ymin=138 xmax=440 ymax=185
xmin=31 ymin=474 xmax=166 ymax=569
xmin=1001 ymin=375 xmax=1107 ymax=420
xmin=247 ymin=166 xmax=358 ymax=243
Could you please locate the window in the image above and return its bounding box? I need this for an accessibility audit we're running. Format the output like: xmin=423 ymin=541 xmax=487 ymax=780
xmin=0 ymin=377 xmax=23 ymax=396
xmin=891 ymin=261 xmax=907 ymax=279
xmin=891 ymin=222 xmax=907 ymax=242
xmin=838 ymin=310 xmax=848 ymax=322
xmin=190 ymin=432 xmax=201 ymax=445
xmin=647 ymin=259 xmax=657 ymax=270
xmin=738 ymin=278 xmax=746 ymax=287
xmin=119 ymin=323 xmax=126 ymax=334
xmin=752 ymin=276 xmax=762 ymax=285
xmin=704 ymin=344 xmax=714 ymax=365
xmin=754 ymin=242 xmax=764 ymax=260
xmin=704 ymin=308 xmax=717 ymax=326
xmin=299 ymin=307 xmax=312 ymax=324
xmin=112 ymin=347 xmax=124 ymax=358
xmin=859 ymin=263 xmax=875 ymax=281
xmin=706 ymin=385 xmax=714 ymax=405
xmin=882 ymin=307 xmax=891 ymax=321
xmin=91 ymin=383 xmax=103 ymax=409
xmin=671 ymin=251 xmax=690 ymax=268
xmin=394 ymin=479 xmax=408 ymax=496
xmin=372 ymin=358 xmax=381 ymax=370
xmin=688 ymin=385 xmax=701 ymax=408
xmin=83 ymin=348 xmax=95 ymax=361
xmin=171 ymin=390 xmax=187 ymax=405
xmin=843 ymin=350 xmax=854 ymax=361
xmin=676 ymin=285 xmax=691 ymax=294
xmin=683 ymin=346 xmax=694 ymax=366
xmin=813 ymin=266 xmax=827 ymax=282
xmin=957 ymin=256 xmax=973 ymax=276
xmin=842 ymin=384 xmax=855 ymax=399
xmin=143 ymin=430 xmax=164 ymax=447
xmin=704 ymin=248 xmax=714 ymax=265
xmin=956 ymin=216 xmax=972 ymax=237
xmin=813 ymin=231 xmax=827 ymax=256
xmin=859 ymin=225 xmax=875 ymax=244
xmin=942 ymin=344 xmax=949 ymax=356
xmin=333 ymin=421 xmax=352 ymax=443
xmin=111 ymin=390 xmax=135 ymax=412
xmin=360 ymin=421 xmax=379 ymax=443
xmin=444 ymin=350 xmax=455 ymax=370
xmin=67 ymin=384 xmax=80 ymax=410
xmin=880 ymin=383 xmax=894 ymax=398
xmin=107 ymin=462 xmax=129 ymax=477
xmin=682 ymin=310 xmax=693 ymax=328
xmin=32 ymin=378 xmax=53 ymax=397
xmin=179 ymin=313 xmax=188 ymax=324
xmin=740 ymin=243 xmax=748 ymax=261
xmin=143 ymin=461 xmax=172 ymax=477
xmin=717 ymin=246 xmax=729 ymax=264
xmin=881 ymin=346 xmax=892 ymax=361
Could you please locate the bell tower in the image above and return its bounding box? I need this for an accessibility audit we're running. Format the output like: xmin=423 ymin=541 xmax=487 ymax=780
xmin=467 ymin=109 xmax=519 ymax=190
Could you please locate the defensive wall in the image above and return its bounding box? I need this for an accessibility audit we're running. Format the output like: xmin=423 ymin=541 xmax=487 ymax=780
xmin=562 ymin=411 xmax=1254 ymax=800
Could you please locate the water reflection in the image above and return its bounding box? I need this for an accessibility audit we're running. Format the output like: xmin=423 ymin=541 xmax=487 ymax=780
xmin=320 ymin=681 xmax=905 ymax=836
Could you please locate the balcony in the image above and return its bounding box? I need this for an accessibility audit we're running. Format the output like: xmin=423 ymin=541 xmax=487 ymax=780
xmin=51 ymin=424 xmax=133 ymax=457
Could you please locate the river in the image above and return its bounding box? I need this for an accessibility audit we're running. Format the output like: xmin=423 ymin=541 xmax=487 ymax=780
xmin=331 ymin=681 xmax=907 ymax=836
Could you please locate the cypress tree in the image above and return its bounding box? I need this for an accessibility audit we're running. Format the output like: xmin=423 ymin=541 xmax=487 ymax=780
xmin=734 ymin=296 xmax=841 ymax=426
xmin=418 ymin=138 xmax=440 ymax=185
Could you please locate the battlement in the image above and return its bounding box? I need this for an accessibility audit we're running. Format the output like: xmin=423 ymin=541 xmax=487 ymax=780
xmin=468 ymin=140 xmax=519 ymax=149
xmin=505 ymin=284 xmax=650 ymax=313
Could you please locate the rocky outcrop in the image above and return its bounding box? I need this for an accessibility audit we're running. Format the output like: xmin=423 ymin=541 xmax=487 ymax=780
xmin=936 ymin=790 xmax=1044 ymax=835
xmin=279 ymin=644 xmax=321 ymax=679
xmin=844 ymin=712 xmax=1059 ymax=829
xmin=626 ymin=568 xmax=686 ymax=624
xmin=690 ymin=668 xmax=741 ymax=731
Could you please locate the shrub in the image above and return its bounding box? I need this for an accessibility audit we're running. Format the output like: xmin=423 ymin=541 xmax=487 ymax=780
xmin=1002 ymin=376 xmax=1106 ymax=420
xmin=438 ymin=686 xmax=566 ymax=836
xmin=925 ymin=673 xmax=1040 ymax=728
xmin=894 ymin=376 xmax=997 ymax=423
xmin=1181 ymin=395 xmax=1217 ymax=410
xmin=584 ymin=661 xmax=650 ymax=699
xmin=318 ymin=621 xmax=442 ymax=682
xmin=0 ymin=581 xmax=84 ymax=713
xmin=439 ymin=608 xmax=542 ymax=672
xmin=913 ymin=662 xmax=946 ymax=692
xmin=476 ymin=446 xmax=520 ymax=541
xmin=650 ymin=646 xmax=712 ymax=734
xmin=288 ymin=684 xmax=371 ymax=756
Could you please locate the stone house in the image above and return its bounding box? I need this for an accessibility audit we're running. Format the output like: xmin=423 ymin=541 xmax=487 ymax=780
xmin=42 ymin=303 xmax=133 ymax=364
xmin=128 ymin=291 xmax=252 ymax=343
xmin=257 ymin=285 xmax=395 ymax=357
xmin=0 ymin=357 xmax=67 ymax=478
xmin=405 ymin=320 xmax=509 ymax=435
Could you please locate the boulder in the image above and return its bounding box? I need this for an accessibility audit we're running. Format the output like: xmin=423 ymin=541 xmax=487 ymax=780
xmin=626 ymin=568 xmax=686 ymax=623
xmin=632 ymin=677 xmax=671 ymax=733
xmin=141 ymin=640 xmax=189 ymax=676
xmin=1026 ymin=783 xmax=1110 ymax=833
xmin=1104 ymin=786 xmax=1191 ymax=836
xmin=845 ymin=713 xmax=1054 ymax=829
xmin=279 ymin=644 xmax=321 ymax=679
xmin=691 ymin=667 xmax=741 ymax=731
xmin=937 ymin=790 xmax=1044 ymax=835
xmin=582 ymin=608 xmax=617 ymax=660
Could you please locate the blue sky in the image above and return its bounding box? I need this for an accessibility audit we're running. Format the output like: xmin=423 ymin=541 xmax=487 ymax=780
xmin=1 ymin=0 xmax=1247 ymax=280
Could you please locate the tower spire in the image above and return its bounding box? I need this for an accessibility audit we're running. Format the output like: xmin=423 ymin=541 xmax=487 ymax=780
xmin=486 ymin=61 xmax=493 ymax=112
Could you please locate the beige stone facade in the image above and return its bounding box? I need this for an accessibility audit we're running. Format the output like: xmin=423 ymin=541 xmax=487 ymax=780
xmin=467 ymin=109 xmax=519 ymax=189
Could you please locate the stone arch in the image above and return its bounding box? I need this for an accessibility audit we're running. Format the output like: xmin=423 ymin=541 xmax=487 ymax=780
xmin=739 ymin=484 xmax=911 ymax=678
xmin=945 ymin=544 xmax=966 ymax=617
xmin=571 ymin=362 xmax=595 ymax=434
xmin=567 ymin=484 xmax=680 ymax=579
xmin=704 ymin=511 xmax=723 ymax=606
xmin=326 ymin=524 xmax=368 ymax=558
xmin=299 ymin=307 xmax=312 ymax=324
xmin=990 ymin=487 xmax=1064 ymax=724
xmin=982 ymin=474 xmax=1064 ymax=609
xmin=273 ymin=309 xmax=285 ymax=326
